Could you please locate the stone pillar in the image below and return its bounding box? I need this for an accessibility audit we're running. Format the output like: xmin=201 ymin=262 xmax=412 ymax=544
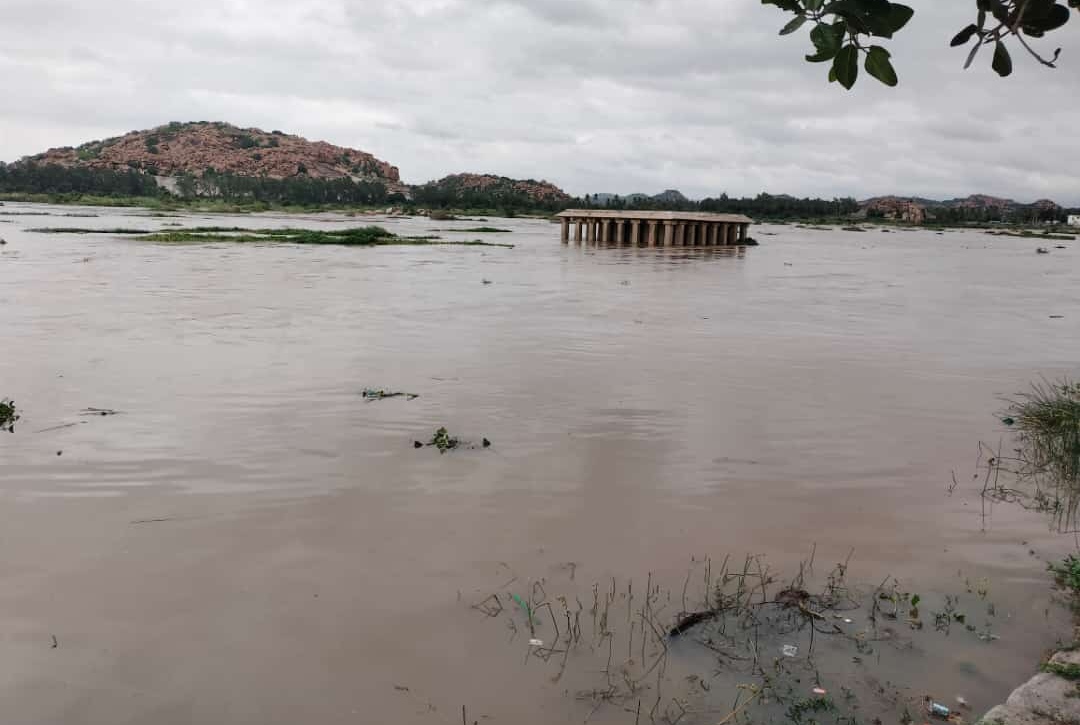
xmin=648 ymin=221 xmax=657 ymax=247
xmin=598 ymin=220 xmax=607 ymax=243
xmin=701 ymin=223 xmax=709 ymax=245
xmin=560 ymin=218 xmax=569 ymax=243
xmin=631 ymin=220 xmax=641 ymax=246
xmin=663 ymin=222 xmax=675 ymax=247
xmin=687 ymin=224 xmax=696 ymax=246
xmin=709 ymin=224 xmax=719 ymax=246
xmin=575 ymin=220 xmax=583 ymax=243
xmin=615 ymin=220 xmax=625 ymax=245
xmin=585 ymin=219 xmax=595 ymax=243
xmin=739 ymin=224 xmax=748 ymax=243
xmin=730 ymin=224 xmax=739 ymax=245
xmin=675 ymin=223 xmax=685 ymax=246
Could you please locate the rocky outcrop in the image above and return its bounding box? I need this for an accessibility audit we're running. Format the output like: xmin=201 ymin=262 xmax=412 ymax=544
xmin=980 ymin=650 xmax=1080 ymax=725
xmin=415 ymin=173 xmax=570 ymax=205
xmin=25 ymin=122 xmax=404 ymax=192
xmin=862 ymin=196 xmax=928 ymax=223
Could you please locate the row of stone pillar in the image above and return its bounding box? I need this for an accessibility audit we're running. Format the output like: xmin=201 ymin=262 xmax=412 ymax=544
xmin=560 ymin=218 xmax=749 ymax=246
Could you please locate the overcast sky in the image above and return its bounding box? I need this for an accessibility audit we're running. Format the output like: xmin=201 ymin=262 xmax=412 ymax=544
xmin=2 ymin=0 xmax=1078 ymax=202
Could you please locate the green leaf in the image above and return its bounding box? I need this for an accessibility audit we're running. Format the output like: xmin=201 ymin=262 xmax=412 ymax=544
xmin=911 ymin=594 xmax=921 ymax=607
xmin=833 ymin=44 xmax=860 ymax=89
xmin=992 ymin=40 xmax=1013 ymax=76
xmin=1023 ymin=3 xmax=1071 ymax=32
xmin=780 ymin=14 xmax=809 ymax=35
xmin=886 ymin=3 xmax=914 ymax=33
xmin=806 ymin=22 xmax=845 ymax=62
xmin=828 ymin=65 xmax=839 ymax=82
xmin=951 ymin=24 xmax=979 ymax=46
xmin=865 ymin=45 xmax=898 ymax=85
xmin=805 ymin=0 xmax=825 ymax=11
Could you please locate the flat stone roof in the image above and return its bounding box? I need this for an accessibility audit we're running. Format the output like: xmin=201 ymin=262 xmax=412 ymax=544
xmin=557 ymin=210 xmax=753 ymax=224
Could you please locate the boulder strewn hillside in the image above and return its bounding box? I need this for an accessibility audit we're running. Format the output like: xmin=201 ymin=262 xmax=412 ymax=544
xmin=25 ymin=121 xmax=404 ymax=191
xmin=413 ymin=173 xmax=571 ymax=207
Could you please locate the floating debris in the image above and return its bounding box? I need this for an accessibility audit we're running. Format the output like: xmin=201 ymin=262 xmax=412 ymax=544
xmin=430 ymin=427 xmax=459 ymax=454
xmin=362 ymin=389 xmax=418 ymax=402
xmin=782 ymin=644 xmax=799 ymax=658
xmin=927 ymin=700 xmax=951 ymax=719
xmin=80 ymin=407 xmax=120 ymax=416
xmin=415 ymin=427 xmax=490 ymax=454
xmin=1037 ymin=247 xmax=1050 ymax=254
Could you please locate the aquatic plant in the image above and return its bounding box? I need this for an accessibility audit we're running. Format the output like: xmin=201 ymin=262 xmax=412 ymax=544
xmin=1050 ymin=555 xmax=1080 ymax=595
xmin=985 ymin=379 xmax=1080 ymax=532
xmin=430 ymin=427 xmax=459 ymax=454
xmin=136 ymin=226 xmax=513 ymax=248
xmin=0 ymin=398 xmax=19 ymax=433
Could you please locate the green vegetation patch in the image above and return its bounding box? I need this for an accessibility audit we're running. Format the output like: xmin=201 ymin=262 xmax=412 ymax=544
xmin=1050 ymin=555 xmax=1080 ymax=596
xmin=1043 ymin=661 xmax=1080 ymax=680
xmin=137 ymin=225 xmax=514 ymax=248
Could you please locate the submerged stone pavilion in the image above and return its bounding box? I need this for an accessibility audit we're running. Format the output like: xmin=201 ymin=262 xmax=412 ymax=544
xmin=556 ymin=210 xmax=754 ymax=246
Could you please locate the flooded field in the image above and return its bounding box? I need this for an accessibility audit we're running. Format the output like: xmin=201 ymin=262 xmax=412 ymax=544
xmin=0 ymin=202 xmax=1078 ymax=724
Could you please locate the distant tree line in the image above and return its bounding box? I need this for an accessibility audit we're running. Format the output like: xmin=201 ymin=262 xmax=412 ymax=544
xmin=578 ymin=192 xmax=860 ymax=219
xmin=412 ymin=180 xmax=569 ymax=213
xmin=176 ymin=171 xmax=392 ymax=206
xmin=0 ymin=162 xmax=395 ymax=206
xmin=915 ymin=204 xmax=1067 ymax=225
xmin=0 ymin=162 xmax=162 ymax=197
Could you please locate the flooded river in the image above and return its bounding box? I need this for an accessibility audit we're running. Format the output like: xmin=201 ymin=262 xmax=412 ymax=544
xmin=0 ymin=203 xmax=1078 ymax=724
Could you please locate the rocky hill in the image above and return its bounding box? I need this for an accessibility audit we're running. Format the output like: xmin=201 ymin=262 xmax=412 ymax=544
xmin=24 ymin=121 xmax=405 ymax=192
xmin=860 ymin=194 xmax=1063 ymax=223
xmin=412 ymin=173 xmax=570 ymax=207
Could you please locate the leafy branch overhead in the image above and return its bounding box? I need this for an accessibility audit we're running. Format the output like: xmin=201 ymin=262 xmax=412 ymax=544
xmin=763 ymin=0 xmax=1078 ymax=89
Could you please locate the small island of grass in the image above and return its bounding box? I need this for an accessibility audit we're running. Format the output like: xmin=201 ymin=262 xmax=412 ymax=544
xmin=28 ymin=225 xmax=515 ymax=248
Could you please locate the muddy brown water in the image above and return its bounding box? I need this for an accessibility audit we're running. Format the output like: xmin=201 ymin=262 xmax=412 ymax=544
xmin=0 ymin=203 xmax=1078 ymax=724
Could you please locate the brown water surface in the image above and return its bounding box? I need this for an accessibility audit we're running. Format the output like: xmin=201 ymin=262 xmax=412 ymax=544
xmin=0 ymin=204 xmax=1078 ymax=724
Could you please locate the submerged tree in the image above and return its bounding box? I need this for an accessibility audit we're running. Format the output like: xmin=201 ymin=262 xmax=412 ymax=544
xmin=762 ymin=0 xmax=1078 ymax=89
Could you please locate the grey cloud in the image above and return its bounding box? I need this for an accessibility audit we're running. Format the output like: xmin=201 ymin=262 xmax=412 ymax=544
xmin=0 ymin=0 xmax=1078 ymax=203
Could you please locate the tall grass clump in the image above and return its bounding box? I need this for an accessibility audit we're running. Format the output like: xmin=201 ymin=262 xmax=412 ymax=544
xmin=988 ymin=380 xmax=1080 ymax=532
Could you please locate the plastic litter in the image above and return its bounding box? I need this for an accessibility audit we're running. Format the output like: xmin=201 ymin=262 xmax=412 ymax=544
xmin=927 ymin=701 xmax=951 ymax=719
xmin=956 ymin=696 xmax=970 ymax=709
xmin=782 ymin=645 xmax=799 ymax=658
xmin=528 ymin=639 xmax=544 ymax=647
xmin=812 ymin=688 xmax=827 ymax=696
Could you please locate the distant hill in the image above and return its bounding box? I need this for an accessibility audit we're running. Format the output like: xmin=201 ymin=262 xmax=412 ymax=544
xmin=412 ymin=173 xmax=570 ymax=207
xmin=21 ymin=121 xmax=406 ymax=192
xmin=584 ymin=190 xmax=689 ymax=206
xmin=859 ymin=194 xmax=1063 ymax=223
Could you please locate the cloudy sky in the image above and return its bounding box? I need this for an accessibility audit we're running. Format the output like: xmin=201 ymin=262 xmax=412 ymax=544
xmin=2 ymin=0 xmax=1078 ymax=202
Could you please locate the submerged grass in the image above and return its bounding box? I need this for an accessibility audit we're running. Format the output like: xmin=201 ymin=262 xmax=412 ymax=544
xmin=989 ymin=230 xmax=1076 ymax=241
xmin=28 ymin=227 xmax=154 ymax=234
xmin=27 ymin=224 xmax=514 ymax=248
xmin=138 ymin=225 xmax=514 ymax=248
